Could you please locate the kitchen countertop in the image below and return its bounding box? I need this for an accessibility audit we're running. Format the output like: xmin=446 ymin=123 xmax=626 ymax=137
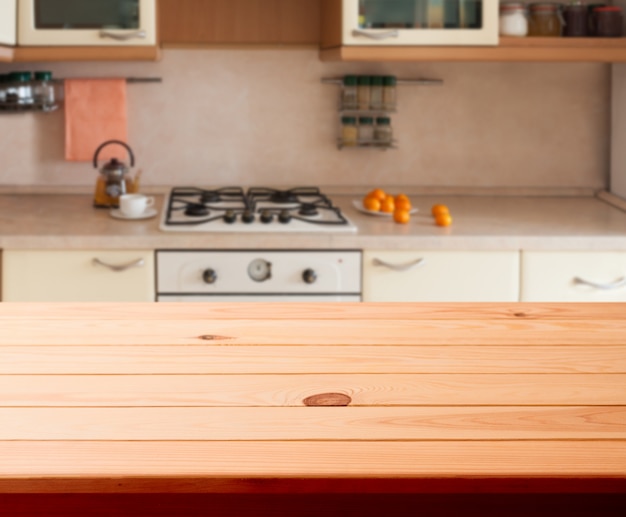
xmin=1 ymin=190 xmax=626 ymax=250
xmin=0 ymin=301 xmax=625 ymax=500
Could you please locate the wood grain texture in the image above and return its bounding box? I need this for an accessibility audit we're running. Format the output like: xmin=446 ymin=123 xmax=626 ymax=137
xmin=319 ymin=37 xmax=626 ymax=62
xmin=3 ymin=345 xmax=623 ymax=374
xmin=2 ymin=374 xmax=625 ymax=406
xmin=12 ymin=46 xmax=161 ymax=62
xmin=0 ymin=302 xmax=624 ymax=494
xmin=2 ymin=317 xmax=626 ymax=345
xmin=159 ymin=0 xmax=320 ymax=45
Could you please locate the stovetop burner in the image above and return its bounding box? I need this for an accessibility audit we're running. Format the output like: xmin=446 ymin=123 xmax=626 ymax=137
xmin=160 ymin=186 xmax=356 ymax=233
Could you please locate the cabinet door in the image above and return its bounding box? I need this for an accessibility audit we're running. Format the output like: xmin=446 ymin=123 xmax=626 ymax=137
xmin=521 ymin=251 xmax=626 ymax=302
xmin=2 ymin=250 xmax=155 ymax=302
xmin=362 ymin=251 xmax=519 ymax=302
xmin=0 ymin=0 xmax=16 ymax=46
xmin=339 ymin=0 xmax=497 ymax=46
xmin=159 ymin=0 xmax=321 ymax=45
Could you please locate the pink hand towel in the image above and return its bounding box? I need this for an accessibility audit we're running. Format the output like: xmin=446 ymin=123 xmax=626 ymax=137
xmin=64 ymin=78 xmax=128 ymax=162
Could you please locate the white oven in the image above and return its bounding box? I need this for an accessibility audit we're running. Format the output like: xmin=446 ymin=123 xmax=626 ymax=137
xmin=156 ymin=250 xmax=362 ymax=302
xmin=17 ymin=0 xmax=156 ymax=46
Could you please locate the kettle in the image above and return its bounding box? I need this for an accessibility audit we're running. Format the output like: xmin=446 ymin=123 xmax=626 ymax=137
xmin=92 ymin=140 xmax=139 ymax=208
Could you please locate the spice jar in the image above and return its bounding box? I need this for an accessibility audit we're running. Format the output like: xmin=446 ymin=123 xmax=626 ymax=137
xmin=587 ymin=3 xmax=606 ymax=36
xmin=528 ymin=3 xmax=564 ymax=36
xmin=33 ymin=71 xmax=55 ymax=107
xmin=370 ymin=76 xmax=383 ymax=110
xmin=341 ymin=116 xmax=358 ymax=147
xmin=374 ymin=117 xmax=393 ymax=145
xmin=357 ymin=76 xmax=371 ymax=111
xmin=382 ymin=76 xmax=397 ymax=111
xmin=358 ymin=116 xmax=374 ymax=143
xmin=341 ymin=75 xmax=358 ymax=110
xmin=499 ymin=2 xmax=528 ymax=37
xmin=594 ymin=6 xmax=624 ymax=37
xmin=563 ymin=2 xmax=588 ymax=37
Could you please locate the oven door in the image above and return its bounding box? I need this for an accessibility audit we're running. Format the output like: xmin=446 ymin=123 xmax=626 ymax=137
xmin=18 ymin=0 xmax=156 ymax=46
xmin=157 ymin=295 xmax=361 ymax=302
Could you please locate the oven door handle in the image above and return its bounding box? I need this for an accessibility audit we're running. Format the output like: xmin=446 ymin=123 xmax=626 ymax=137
xmin=99 ymin=30 xmax=147 ymax=41
xmin=372 ymin=257 xmax=425 ymax=272
xmin=92 ymin=257 xmax=145 ymax=272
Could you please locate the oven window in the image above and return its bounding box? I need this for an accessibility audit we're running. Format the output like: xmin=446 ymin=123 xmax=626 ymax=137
xmin=35 ymin=0 xmax=139 ymax=29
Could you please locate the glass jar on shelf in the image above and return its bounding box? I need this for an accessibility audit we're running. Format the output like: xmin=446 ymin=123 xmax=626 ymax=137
xmin=370 ymin=75 xmax=384 ymax=110
xmin=382 ymin=75 xmax=397 ymax=111
xmin=528 ymin=3 xmax=564 ymax=37
xmin=341 ymin=116 xmax=358 ymax=147
xmin=357 ymin=75 xmax=371 ymax=111
xmin=499 ymin=2 xmax=529 ymax=37
xmin=594 ymin=6 xmax=624 ymax=37
xmin=374 ymin=117 xmax=393 ymax=145
xmin=358 ymin=116 xmax=374 ymax=143
xmin=33 ymin=71 xmax=56 ymax=108
xmin=7 ymin=72 xmax=34 ymax=105
xmin=563 ymin=2 xmax=588 ymax=37
xmin=341 ymin=75 xmax=358 ymax=110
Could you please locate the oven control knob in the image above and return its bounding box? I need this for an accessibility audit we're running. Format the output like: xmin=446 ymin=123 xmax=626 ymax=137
xmin=202 ymin=268 xmax=218 ymax=284
xmin=242 ymin=210 xmax=255 ymax=223
xmin=248 ymin=259 xmax=272 ymax=282
xmin=302 ymin=268 xmax=317 ymax=284
xmin=260 ymin=210 xmax=274 ymax=224
xmin=223 ymin=210 xmax=237 ymax=224
xmin=278 ymin=210 xmax=292 ymax=224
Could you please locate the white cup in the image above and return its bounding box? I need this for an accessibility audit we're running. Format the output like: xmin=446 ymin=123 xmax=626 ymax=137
xmin=119 ymin=194 xmax=154 ymax=217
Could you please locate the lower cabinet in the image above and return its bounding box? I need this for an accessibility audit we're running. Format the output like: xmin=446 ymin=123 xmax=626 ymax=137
xmin=521 ymin=251 xmax=626 ymax=302
xmin=362 ymin=251 xmax=520 ymax=302
xmin=1 ymin=250 xmax=155 ymax=302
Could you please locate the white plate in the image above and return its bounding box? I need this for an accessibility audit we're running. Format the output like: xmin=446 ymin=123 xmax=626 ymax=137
xmin=352 ymin=199 xmax=418 ymax=217
xmin=110 ymin=208 xmax=158 ymax=220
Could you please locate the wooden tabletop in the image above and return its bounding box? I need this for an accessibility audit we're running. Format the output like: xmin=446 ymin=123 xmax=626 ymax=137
xmin=1 ymin=302 xmax=625 ymax=495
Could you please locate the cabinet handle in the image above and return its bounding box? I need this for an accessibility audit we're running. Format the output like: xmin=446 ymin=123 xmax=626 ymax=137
xmin=99 ymin=30 xmax=147 ymax=41
xmin=352 ymin=29 xmax=400 ymax=40
xmin=573 ymin=276 xmax=626 ymax=291
xmin=372 ymin=257 xmax=425 ymax=272
xmin=92 ymin=258 xmax=145 ymax=272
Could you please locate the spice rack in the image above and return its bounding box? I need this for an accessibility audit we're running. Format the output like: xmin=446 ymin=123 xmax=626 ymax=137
xmin=322 ymin=76 xmax=443 ymax=150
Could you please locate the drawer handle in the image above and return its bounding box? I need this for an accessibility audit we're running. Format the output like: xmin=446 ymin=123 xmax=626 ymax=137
xmin=352 ymin=29 xmax=400 ymax=40
xmin=573 ymin=276 xmax=626 ymax=291
xmin=92 ymin=258 xmax=145 ymax=272
xmin=372 ymin=257 xmax=425 ymax=272
xmin=99 ymin=30 xmax=147 ymax=41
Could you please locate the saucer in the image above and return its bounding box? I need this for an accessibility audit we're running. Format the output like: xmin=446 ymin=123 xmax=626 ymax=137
xmin=110 ymin=208 xmax=158 ymax=220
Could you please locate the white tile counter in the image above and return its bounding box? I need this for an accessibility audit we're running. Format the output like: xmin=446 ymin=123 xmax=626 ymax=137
xmin=1 ymin=192 xmax=626 ymax=251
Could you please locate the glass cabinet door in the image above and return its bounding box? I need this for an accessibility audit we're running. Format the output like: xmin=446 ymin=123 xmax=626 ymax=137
xmin=343 ymin=0 xmax=498 ymax=45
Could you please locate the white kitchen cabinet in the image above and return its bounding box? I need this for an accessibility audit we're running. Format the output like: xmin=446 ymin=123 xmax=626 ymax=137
xmin=0 ymin=0 xmax=16 ymax=46
xmin=362 ymin=250 xmax=519 ymax=302
xmin=521 ymin=251 xmax=626 ymax=302
xmin=2 ymin=250 xmax=155 ymax=302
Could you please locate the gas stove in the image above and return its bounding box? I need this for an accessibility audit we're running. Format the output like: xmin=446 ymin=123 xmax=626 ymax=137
xmin=160 ymin=186 xmax=356 ymax=233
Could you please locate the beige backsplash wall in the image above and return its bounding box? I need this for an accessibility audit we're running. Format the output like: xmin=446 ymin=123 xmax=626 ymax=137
xmin=0 ymin=49 xmax=610 ymax=190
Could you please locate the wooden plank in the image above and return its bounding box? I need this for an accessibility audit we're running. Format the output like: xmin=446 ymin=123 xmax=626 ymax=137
xmin=2 ymin=345 xmax=624 ymax=374
xmin=320 ymin=0 xmax=342 ymax=49
xmin=0 ymin=45 xmax=13 ymax=62
xmin=159 ymin=0 xmax=320 ymax=45
xmin=2 ymin=374 xmax=625 ymax=407
xmin=1 ymin=406 xmax=625 ymax=440
xmin=1 ymin=441 xmax=625 ymax=481
xmin=12 ymin=46 xmax=161 ymax=62
xmin=319 ymin=39 xmax=626 ymax=62
xmin=2 ymin=317 xmax=626 ymax=345
xmin=3 ymin=302 xmax=623 ymax=321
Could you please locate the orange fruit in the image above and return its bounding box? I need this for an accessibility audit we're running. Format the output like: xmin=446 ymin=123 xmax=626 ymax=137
xmin=395 ymin=193 xmax=409 ymax=203
xmin=363 ymin=196 xmax=381 ymax=212
xmin=435 ymin=213 xmax=453 ymax=227
xmin=431 ymin=204 xmax=449 ymax=217
xmin=395 ymin=197 xmax=412 ymax=212
xmin=380 ymin=196 xmax=395 ymax=213
xmin=393 ymin=209 xmax=410 ymax=224
xmin=367 ymin=188 xmax=387 ymax=202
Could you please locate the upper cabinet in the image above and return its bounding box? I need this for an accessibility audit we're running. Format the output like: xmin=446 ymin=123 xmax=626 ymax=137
xmin=0 ymin=1 xmax=16 ymax=47
xmin=159 ymin=0 xmax=321 ymax=46
xmin=331 ymin=0 xmax=497 ymax=47
xmin=321 ymin=0 xmax=626 ymax=62
xmin=1 ymin=0 xmax=159 ymax=62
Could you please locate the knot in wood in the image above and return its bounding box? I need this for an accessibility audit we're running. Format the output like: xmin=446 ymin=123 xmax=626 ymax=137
xmin=303 ymin=393 xmax=352 ymax=407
